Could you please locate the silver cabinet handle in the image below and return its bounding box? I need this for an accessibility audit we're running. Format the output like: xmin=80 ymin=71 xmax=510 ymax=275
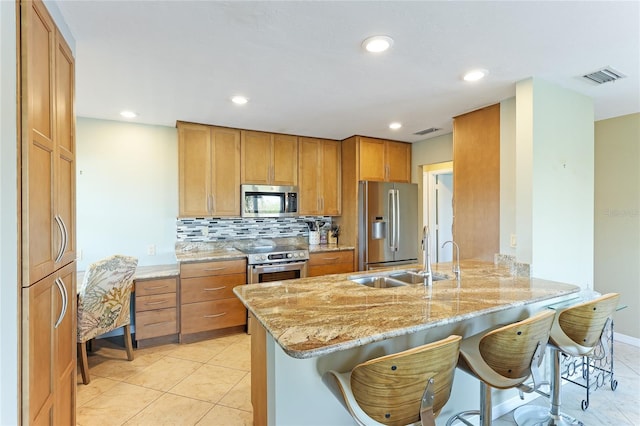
xmin=204 ymin=312 xmax=227 ymax=318
xmin=54 ymin=216 xmax=64 ymax=263
xmin=203 ymin=286 xmax=226 ymax=291
xmin=53 ymin=277 xmax=68 ymax=328
xmin=211 ymin=194 xmax=215 ymax=213
xmin=144 ymin=285 xmax=169 ymax=291
xmin=203 ymin=267 xmax=227 ymax=272
xmin=144 ymin=300 xmax=170 ymax=306
xmin=60 ymin=216 xmax=69 ymax=258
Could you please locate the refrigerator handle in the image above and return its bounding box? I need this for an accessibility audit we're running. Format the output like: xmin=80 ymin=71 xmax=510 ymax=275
xmin=395 ymin=189 xmax=400 ymax=251
xmin=388 ymin=189 xmax=396 ymax=250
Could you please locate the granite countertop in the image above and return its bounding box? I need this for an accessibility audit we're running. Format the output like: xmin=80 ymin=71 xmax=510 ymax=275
xmin=77 ymin=263 xmax=179 ymax=286
xmin=308 ymin=244 xmax=355 ymax=253
xmin=233 ymin=260 xmax=580 ymax=359
xmin=174 ymin=240 xmax=355 ymax=263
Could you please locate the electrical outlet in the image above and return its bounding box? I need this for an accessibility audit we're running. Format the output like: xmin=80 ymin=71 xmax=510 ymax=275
xmin=202 ymin=227 xmax=209 ymax=236
xmin=510 ymin=234 xmax=517 ymax=248
xmin=77 ymin=248 xmax=83 ymax=260
xmin=147 ymin=244 xmax=156 ymax=256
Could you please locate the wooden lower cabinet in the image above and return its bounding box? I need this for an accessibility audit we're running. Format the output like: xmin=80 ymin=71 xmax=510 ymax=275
xmin=308 ymin=250 xmax=354 ymax=277
xmin=22 ymin=262 xmax=76 ymax=425
xmin=180 ymin=259 xmax=247 ymax=339
xmin=134 ymin=277 xmax=179 ymax=345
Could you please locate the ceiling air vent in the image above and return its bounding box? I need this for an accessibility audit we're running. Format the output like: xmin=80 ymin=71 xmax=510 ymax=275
xmin=414 ymin=127 xmax=441 ymax=136
xmin=582 ymin=67 xmax=626 ymax=85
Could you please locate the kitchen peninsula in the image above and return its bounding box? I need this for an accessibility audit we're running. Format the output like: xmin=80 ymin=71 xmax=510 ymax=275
xmin=233 ymin=260 xmax=581 ymax=425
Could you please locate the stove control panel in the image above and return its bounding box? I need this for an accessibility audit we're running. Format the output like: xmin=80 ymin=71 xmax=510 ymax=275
xmin=247 ymin=249 xmax=309 ymax=265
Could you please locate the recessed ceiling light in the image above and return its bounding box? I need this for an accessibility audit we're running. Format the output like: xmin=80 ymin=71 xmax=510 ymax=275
xmin=120 ymin=110 xmax=137 ymax=119
xmin=362 ymin=35 xmax=394 ymax=53
xmin=463 ymin=69 xmax=488 ymax=82
xmin=231 ymin=95 xmax=249 ymax=105
xmin=389 ymin=122 xmax=402 ymax=130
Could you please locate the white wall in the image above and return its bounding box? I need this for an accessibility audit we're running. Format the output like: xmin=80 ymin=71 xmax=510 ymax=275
xmin=410 ymin=132 xmax=453 ymax=235
xmin=0 ymin=2 xmax=19 ymax=423
xmin=594 ymin=113 xmax=639 ymax=339
xmin=517 ymin=78 xmax=595 ymax=287
xmin=76 ymin=118 xmax=178 ymax=270
xmin=499 ymin=97 xmax=517 ymax=256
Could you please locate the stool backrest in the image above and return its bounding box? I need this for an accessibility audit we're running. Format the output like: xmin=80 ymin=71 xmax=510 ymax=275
xmin=479 ymin=310 xmax=555 ymax=380
xmin=350 ymin=334 xmax=461 ymax=426
xmin=557 ymin=293 xmax=619 ymax=348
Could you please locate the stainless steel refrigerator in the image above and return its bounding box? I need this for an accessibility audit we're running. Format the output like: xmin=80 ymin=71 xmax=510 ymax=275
xmin=358 ymin=181 xmax=419 ymax=270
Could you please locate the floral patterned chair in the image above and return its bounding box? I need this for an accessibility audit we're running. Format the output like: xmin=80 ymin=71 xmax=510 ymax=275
xmin=77 ymin=255 xmax=138 ymax=384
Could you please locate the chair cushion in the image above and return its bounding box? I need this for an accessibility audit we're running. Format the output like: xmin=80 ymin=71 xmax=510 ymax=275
xmin=77 ymin=255 xmax=138 ymax=343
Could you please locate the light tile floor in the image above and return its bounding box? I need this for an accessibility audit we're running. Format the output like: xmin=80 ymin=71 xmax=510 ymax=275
xmin=77 ymin=335 xmax=639 ymax=425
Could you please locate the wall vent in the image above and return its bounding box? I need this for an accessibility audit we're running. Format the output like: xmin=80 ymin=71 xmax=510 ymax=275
xmin=582 ymin=67 xmax=626 ymax=85
xmin=414 ymin=127 xmax=441 ymax=136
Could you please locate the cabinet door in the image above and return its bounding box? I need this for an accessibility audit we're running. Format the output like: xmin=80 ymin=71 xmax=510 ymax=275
xmin=22 ymin=0 xmax=57 ymax=286
xmin=359 ymin=137 xmax=386 ymax=181
xmin=211 ymin=127 xmax=241 ymax=216
xmin=22 ymin=275 xmax=55 ymax=425
xmin=386 ymin=141 xmax=411 ymax=183
xmin=22 ymin=262 xmax=75 ymax=425
xmin=241 ymin=130 xmax=272 ymax=184
xmin=272 ymin=134 xmax=298 ymax=186
xmin=321 ymin=140 xmax=341 ymax=215
xmin=53 ymin=263 xmax=76 ymax=426
xmin=178 ymin=123 xmax=211 ymax=216
xmin=298 ymin=138 xmax=321 ymax=214
xmin=55 ymin=29 xmax=76 ymax=266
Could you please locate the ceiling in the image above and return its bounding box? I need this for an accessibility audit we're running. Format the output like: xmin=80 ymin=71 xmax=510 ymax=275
xmin=54 ymin=1 xmax=640 ymax=143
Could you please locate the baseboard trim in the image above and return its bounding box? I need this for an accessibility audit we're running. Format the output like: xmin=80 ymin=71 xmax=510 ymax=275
xmin=614 ymin=332 xmax=640 ymax=347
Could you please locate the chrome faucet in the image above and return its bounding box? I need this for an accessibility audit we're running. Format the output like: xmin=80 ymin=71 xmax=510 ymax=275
xmin=421 ymin=226 xmax=433 ymax=286
xmin=441 ymin=240 xmax=461 ymax=280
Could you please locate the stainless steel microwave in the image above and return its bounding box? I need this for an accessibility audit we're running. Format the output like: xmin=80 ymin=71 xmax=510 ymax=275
xmin=241 ymin=184 xmax=299 ymax=218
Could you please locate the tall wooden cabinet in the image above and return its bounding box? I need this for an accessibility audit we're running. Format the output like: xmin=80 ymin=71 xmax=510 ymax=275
xmin=241 ymin=130 xmax=298 ymax=186
xmin=19 ymin=0 xmax=76 ymax=423
xmin=452 ymin=104 xmax=500 ymax=261
xmin=178 ymin=122 xmax=241 ymax=217
xmin=298 ymin=137 xmax=341 ymax=215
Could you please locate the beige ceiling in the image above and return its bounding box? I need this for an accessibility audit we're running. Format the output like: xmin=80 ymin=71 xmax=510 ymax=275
xmin=53 ymin=0 xmax=639 ymax=142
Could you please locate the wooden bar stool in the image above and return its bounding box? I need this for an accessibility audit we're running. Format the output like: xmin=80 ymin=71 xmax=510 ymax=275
xmin=328 ymin=334 xmax=462 ymax=426
xmin=446 ymin=310 xmax=556 ymax=426
xmin=513 ymin=293 xmax=620 ymax=426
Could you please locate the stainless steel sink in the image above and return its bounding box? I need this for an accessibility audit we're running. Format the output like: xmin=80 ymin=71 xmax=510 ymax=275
xmin=389 ymin=270 xmax=450 ymax=284
xmin=350 ymin=276 xmax=407 ymax=288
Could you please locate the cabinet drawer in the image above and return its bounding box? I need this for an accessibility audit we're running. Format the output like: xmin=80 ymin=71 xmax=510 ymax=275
xmin=180 ymin=259 xmax=246 ymax=278
xmin=136 ymin=293 xmax=176 ymax=312
xmin=309 ymin=263 xmax=354 ymax=277
xmin=309 ymin=250 xmax=354 ymax=266
xmin=135 ymin=277 xmax=177 ymax=297
xmin=181 ymin=274 xmax=246 ymax=304
xmin=135 ymin=308 xmax=177 ymax=340
xmin=181 ymin=298 xmax=246 ymax=334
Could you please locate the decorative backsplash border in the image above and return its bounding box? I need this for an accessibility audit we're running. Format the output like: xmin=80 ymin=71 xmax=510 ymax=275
xmin=176 ymin=216 xmax=332 ymax=242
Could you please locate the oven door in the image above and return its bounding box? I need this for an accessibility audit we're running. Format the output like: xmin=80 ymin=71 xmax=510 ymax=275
xmin=246 ymin=261 xmax=308 ymax=334
xmin=248 ymin=261 xmax=308 ymax=284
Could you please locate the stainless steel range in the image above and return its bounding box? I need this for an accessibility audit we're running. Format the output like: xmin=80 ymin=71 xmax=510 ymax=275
xmin=243 ymin=244 xmax=309 ymax=284
xmin=235 ymin=240 xmax=309 ymax=333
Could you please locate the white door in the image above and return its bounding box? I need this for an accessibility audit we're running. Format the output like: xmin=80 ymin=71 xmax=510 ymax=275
xmin=424 ymin=168 xmax=454 ymax=262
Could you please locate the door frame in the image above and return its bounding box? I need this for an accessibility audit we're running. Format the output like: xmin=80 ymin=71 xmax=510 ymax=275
xmin=422 ymin=162 xmax=453 ymax=262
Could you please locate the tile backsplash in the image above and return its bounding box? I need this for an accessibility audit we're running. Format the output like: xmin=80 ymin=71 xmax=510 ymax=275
xmin=176 ymin=216 xmax=332 ymax=242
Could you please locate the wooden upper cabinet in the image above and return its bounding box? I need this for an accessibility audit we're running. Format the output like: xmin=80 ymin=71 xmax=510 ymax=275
xmin=22 ymin=0 xmax=76 ymax=286
xmin=358 ymin=137 xmax=411 ymax=183
xmin=298 ymin=137 xmax=341 ymax=215
xmin=178 ymin=122 xmax=240 ymax=217
xmin=241 ymin=130 xmax=298 ymax=186
xmin=385 ymin=140 xmax=411 ymax=182
xmin=453 ymin=103 xmax=500 ymax=261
